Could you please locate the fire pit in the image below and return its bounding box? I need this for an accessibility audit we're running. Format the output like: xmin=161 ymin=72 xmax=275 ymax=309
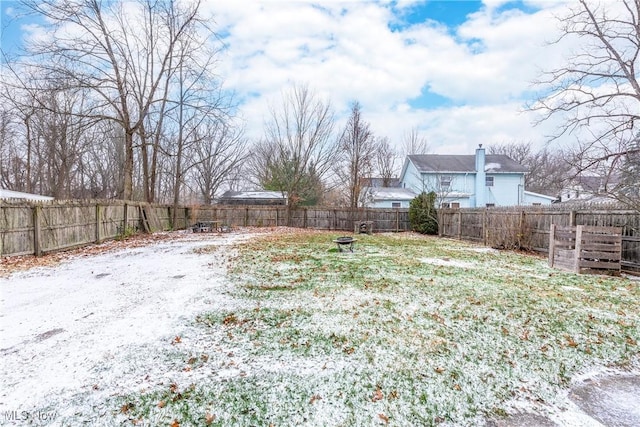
xmin=333 ymin=236 xmax=357 ymax=252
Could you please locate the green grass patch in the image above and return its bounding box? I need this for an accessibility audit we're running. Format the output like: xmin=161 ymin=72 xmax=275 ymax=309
xmin=117 ymin=231 xmax=640 ymax=426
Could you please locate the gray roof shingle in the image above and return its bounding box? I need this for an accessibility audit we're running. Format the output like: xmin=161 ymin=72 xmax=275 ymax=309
xmin=408 ymin=154 xmax=527 ymax=173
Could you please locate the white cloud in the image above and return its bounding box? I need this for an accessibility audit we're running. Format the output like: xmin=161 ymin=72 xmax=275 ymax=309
xmin=209 ymin=1 xmax=581 ymax=156
xmin=15 ymin=0 xmax=583 ymax=159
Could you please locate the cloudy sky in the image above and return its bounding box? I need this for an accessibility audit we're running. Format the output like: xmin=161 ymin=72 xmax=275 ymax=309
xmin=1 ymin=0 xmax=575 ymax=155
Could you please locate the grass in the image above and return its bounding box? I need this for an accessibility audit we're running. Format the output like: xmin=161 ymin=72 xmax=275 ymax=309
xmin=115 ymin=231 xmax=639 ymax=426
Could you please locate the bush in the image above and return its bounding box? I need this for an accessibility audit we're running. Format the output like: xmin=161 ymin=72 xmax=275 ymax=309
xmin=409 ymin=191 xmax=438 ymax=235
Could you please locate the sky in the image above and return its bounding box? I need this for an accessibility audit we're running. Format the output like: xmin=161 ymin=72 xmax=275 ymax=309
xmin=0 ymin=0 xmax=576 ymax=156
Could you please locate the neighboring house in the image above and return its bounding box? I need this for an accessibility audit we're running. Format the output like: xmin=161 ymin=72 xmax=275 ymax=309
xmin=399 ymin=146 xmax=547 ymax=208
xmin=361 ymin=187 xmax=417 ymax=209
xmin=359 ymin=177 xmax=401 ymax=188
xmin=0 ymin=189 xmax=54 ymax=201
xmin=557 ymin=175 xmax=619 ymax=203
xmin=217 ymin=190 xmax=287 ymax=206
xmin=523 ymin=191 xmax=558 ymax=206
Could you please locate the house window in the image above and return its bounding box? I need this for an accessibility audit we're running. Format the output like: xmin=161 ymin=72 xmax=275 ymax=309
xmin=451 ymin=202 xmax=460 ymax=209
xmin=391 ymin=202 xmax=401 ymax=208
xmin=485 ymin=176 xmax=494 ymax=187
xmin=533 ymin=203 xmax=541 ymax=206
xmin=486 ymin=203 xmax=495 ymax=207
xmin=441 ymin=202 xmax=450 ymax=208
xmin=440 ymin=175 xmax=452 ymax=190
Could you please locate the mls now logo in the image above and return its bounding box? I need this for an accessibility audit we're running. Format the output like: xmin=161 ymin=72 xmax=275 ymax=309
xmin=3 ymin=409 xmax=58 ymax=423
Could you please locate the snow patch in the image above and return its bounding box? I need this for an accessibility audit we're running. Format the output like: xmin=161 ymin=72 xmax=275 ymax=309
xmin=420 ymin=257 xmax=476 ymax=268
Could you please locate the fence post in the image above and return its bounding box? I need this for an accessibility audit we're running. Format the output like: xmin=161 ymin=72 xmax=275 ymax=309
xmin=518 ymin=210 xmax=525 ymax=248
xmin=548 ymin=224 xmax=556 ymax=267
xmin=303 ymin=208 xmax=308 ymax=229
xmin=570 ymin=210 xmax=576 ymax=226
xmin=482 ymin=209 xmax=487 ymax=246
xmin=245 ymin=207 xmax=249 ymax=227
xmin=574 ymin=225 xmax=583 ymax=273
xmin=33 ymin=205 xmax=42 ymax=257
xmin=95 ymin=204 xmax=102 ymax=243
xmin=396 ymin=209 xmax=400 ymax=233
xmin=123 ymin=203 xmax=129 ymax=235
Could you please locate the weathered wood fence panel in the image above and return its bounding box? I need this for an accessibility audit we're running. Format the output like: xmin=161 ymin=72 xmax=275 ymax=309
xmin=0 ymin=205 xmax=34 ymax=256
xmin=0 ymin=201 xmax=410 ymax=257
xmin=440 ymin=206 xmax=639 ymax=273
xmin=549 ymin=225 xmax=622 ymax=274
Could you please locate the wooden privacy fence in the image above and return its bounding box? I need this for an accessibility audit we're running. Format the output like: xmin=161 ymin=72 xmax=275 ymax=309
xmin=439 ymin=206 xmax=640 ymax=273
xmin=190 ymin=206 xmax=409 ymax=232
xmin=0 ymin=200 xmax=410 ymax=257
xmin=0 ymin=200 xmax=189 ymax=257
xmin=548 ymin=225 xmax=622 ymax=274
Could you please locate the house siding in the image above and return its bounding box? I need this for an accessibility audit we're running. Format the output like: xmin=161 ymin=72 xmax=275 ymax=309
xmin=485 ymin=174 xmax=524 ymax=206
xmin=399 ymin=161 xmax=527 ymax=207
xmin=371 ymin=200 xmax=411 ymax=209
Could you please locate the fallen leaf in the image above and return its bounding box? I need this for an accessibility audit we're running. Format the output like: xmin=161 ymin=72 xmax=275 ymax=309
xmin=378 ymin=413 xmax=389 ymax=424
xmin=157 ymin=400 xmax=166 ymax=408
xmin=170 ymin=420 xmax=180 ymax=427
xmin=205 ymin=413 xmax=216 ymax=425
xmin=434 ymin=366 xmax=445 ymax=374
xmin=172 ymin=336 xmax=182 ymax=345
xmin=372 ymin=388 xmax=384 ymax=402
xmin=169 ymin=383 xmax=178 ymax=393
xmin=309 ymin=394 xmax=322 ymax=404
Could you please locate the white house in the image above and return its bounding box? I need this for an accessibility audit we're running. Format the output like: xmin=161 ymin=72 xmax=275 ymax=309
xmin=523 ymin=190 xmax=558 ymax=206
xmin=362 ymin=187 xmax=417 ymax=208
xmin=399 ymin=146 xmax=551 ymax=208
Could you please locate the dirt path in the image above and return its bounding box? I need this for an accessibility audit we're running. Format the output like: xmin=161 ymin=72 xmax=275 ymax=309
xmin=0 ymin=231 xmax=252 ymax=423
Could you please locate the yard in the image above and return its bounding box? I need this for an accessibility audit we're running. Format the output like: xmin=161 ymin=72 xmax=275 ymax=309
xmin=1 ymin=228 xmax=638 ymax=426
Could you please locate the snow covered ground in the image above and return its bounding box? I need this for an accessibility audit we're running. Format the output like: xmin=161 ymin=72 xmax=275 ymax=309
xmin=1 ymin=231 xmax=253 ymax=425
xmin=0 ymin=229 xmax=638 ymax=426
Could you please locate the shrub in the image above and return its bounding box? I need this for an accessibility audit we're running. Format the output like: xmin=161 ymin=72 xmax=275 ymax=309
xmin=409 ymin=191 xmax=438 ymax=235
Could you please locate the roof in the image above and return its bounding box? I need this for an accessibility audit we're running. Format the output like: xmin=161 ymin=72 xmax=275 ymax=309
xmin=360 ymin=177 xmax=401 ymax=188
xmin=524 ymin=190 xmax=557 ymax=201
xmin=407 ymin=154 xmax=527 ymax=173
xmin=366 ymin=187 xmax=417 ymax=201
xmin=219 ymin=190 xmax=287 ymax=200
xmin=0 ymin=189 xmax=54 ymax=201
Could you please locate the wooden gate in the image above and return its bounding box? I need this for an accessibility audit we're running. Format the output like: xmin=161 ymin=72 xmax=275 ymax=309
xmin=548 ymin=225 xmax=622 ymax=274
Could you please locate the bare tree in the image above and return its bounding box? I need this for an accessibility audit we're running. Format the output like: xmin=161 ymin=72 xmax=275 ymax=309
xmin=335 ymin=101 xmax=378 ymax=207
xmin=487 ymin=142 xmax=570 ymax=196
xmin=190 ymin=121 xmax=248 ymax=204
xmin=18 ymin=0 xmax=210 ymax=201
xmin=401 ymin=127 xmax=430 ymax=156
xmin=531 ymin=0 xmax=640 ymax=207
xmin=375 ymin=136 xmax=398 ymax=187
xmin=254 ymin=83 xmax=339 ymax=207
